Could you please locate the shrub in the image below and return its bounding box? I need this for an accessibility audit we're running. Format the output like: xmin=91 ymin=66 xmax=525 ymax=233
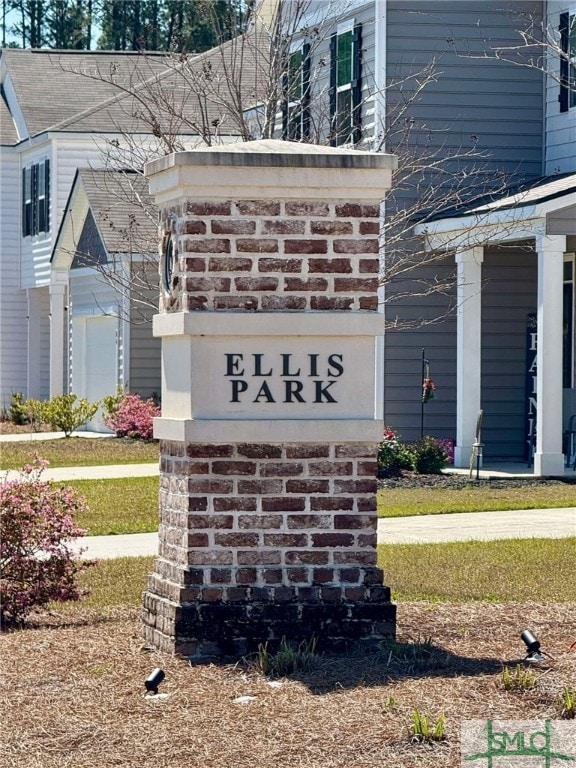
xmin=377 ymin=428 xmax=414 ymax=477
xmin=436 ymin=438 xmax=455 ymax=465
xmin=102 ymin=386 xmax=124 ymax=419
xmin=411 ymin=436 xmax=449 ymax=475
xmin=9 ymin=392 xmax=27 ymax=425
xmin=0 ymin=457 xmax=93 ymax=628
xmin=44 ymin=394 xmax=99 ymax=436
xmin=103 ymin=392 xmax=160 ymax=440
xmin=23 ymin=398 xmax=48 ymax=432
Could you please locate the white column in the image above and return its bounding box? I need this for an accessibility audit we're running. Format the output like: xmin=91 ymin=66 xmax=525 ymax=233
xmin=27 ymin=289 xmax=41 ymax=399
xmin=534 ymin=233 xmax=566 ymax=476
xmin=49 ymin=281 xmax=66 ymax=397
xmin=454 ymin=247 xmax=484 ymax=467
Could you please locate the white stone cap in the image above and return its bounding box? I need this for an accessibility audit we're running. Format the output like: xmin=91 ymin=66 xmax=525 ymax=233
xmin=153 ymin=311 xmax=384 ymax=337
xmin=154 ymin=417 xmax=383 ymax=443
xmin=144 ymin=139 xmax=397 ymax=204
xmin=145 ymin=139 xmax=397 ymax=176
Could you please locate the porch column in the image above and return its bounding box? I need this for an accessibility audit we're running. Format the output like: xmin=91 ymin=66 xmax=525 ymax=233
xmin=454 ymin=247 xmax=483 ymax=467
xmin=27 ymin=289 xmax=42 ymax=399
xmin=534 ymin=233 xmax=566 ymax=476
xmin=49 ymin=279 xmax=67 ymax=397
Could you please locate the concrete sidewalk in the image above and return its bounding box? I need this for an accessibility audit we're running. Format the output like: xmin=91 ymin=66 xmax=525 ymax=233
xmin=0 ymin=430 xmax=112 ymax=442
xmin=2 ymin=463 xmax=159 ymax=482
xmin=74 ymin=507 xmax=575 ymax=560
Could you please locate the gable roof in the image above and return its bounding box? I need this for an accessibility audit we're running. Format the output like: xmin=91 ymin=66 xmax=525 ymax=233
xmin=0 ymin=89 xmax=18 ymax=145
xmin=1 ymin=49 xmax=171 ymax=141
xmin=1 ymin=31 xmax=269 ymax=144
xmin=53 ymin=168 xmax=158 ymax=272
xmin=80 ymin=168 xmax=157 ymax=255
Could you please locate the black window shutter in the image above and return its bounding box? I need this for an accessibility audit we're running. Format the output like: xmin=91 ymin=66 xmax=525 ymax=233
xmin=352 ymin=24 xmax=363 ymax=143
xmin=43 ymin=159 xmax=50 ymax=233
xmin=329 ymin=33 xmax=337 ymax=146
xmin=559 ymin=12 xmax=569 ymax=113
xmin=302 ymin=42 xmax=311 ymax=139
xmin=21 ymin=168 xmax=27 ymax=237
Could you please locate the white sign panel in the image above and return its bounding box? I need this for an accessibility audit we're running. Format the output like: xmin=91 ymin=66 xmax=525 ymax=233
xmin=188 ymin=337 xmax=376 ymax=420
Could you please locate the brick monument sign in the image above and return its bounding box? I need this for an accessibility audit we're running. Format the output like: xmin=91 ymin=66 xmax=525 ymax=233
xmin=143 ymin=139 xmax=397 ymax=659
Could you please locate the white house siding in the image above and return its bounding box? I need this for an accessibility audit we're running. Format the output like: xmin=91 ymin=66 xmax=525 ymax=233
xmin=545 ymin=2 xmax=576 ymax=174
xmin=53 ymin=137 xmax=104 ymax=248
xmin=0 ymin=147 xmax=27 ymax=407
xmin=383 ymin=1 xmax=544 ymax=454
xmin=19 ymin=141 xmax=55 ymax=290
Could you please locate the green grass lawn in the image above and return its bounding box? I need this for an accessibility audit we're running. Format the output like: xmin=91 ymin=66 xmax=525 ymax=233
xmin=53 ymin=476 xmax=576 ymax=537
xmin=73 ymin=556 xmax=156 ymax=608
xmin=61 ymin=477 xmax=159 ymax=535
xmin=52 ymin=536 xmax=576 ymax=613
xmin=379 ymin=537 xmax=576 ymax=602
xmin=0 ymin=437 xmax=158 ymax=470
xmin=378 ymin=482 xmax=576 ymax=517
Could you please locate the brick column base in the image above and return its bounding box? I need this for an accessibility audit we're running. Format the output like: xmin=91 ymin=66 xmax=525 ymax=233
xmin=142 ymin=440 xmax=396 ymax=659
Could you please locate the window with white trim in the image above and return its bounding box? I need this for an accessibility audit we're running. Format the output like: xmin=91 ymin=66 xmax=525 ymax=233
xmin=329 ymin=21 xmax=362 ymax=146
xmin=22 ymin=158 xmax=50 ymax=237
xmin=283 ymin=43 xmax=311 ymax=141
xmin=559 ymin=12 xmax=576 ymax=111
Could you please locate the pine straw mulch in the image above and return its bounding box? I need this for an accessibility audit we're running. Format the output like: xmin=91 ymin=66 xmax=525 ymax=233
xmin=1 ymin=602 xmax=575 ymax=768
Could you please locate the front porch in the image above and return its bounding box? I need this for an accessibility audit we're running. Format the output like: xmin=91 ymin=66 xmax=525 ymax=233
xmin=416 ymin=173 xmax=576 ymax=477
xmin=445 ymin=462 xmax=576 ymax=480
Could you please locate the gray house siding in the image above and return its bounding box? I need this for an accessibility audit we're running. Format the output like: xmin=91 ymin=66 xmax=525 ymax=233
xmin=481 ymin=246 xmax=537 ymax=461
xmin=385 ymin=1 xmax=543 ymax=181
xmin=128 ymin=318 xmax=161 ymax=400
xmin=383 ymin=259 xmax=456 ymax=442
xmin=382 ymin=1 xmax=544 ymax=458
xmin=128 ymin=268 xmax=161 ymax=400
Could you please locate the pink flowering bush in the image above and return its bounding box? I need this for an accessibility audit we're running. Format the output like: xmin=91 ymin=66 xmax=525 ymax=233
xmin=103 ymin=392 xmax=160 ymax=440
xmin=1 ymin=457 xmax=93 ymax=628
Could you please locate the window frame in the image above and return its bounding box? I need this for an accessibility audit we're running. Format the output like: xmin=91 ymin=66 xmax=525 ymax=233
xmin=283 ymin=42 xmax=311 ymax=141
xmin=559 ymin=11 xmax=576 ymax=111
xmin=329 ymin=20 xmax=362 ymax=147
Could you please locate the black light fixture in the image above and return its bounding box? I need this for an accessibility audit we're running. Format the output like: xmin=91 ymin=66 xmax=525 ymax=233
xmin=145 ymin=668 xmax=165 ymax=694
xmin=521 ymin=630 xmax=554 ymax=662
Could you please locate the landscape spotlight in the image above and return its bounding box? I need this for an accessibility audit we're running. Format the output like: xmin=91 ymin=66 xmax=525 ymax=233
xmin=145 ymin=668 xmax=165 ymax=694
xmin=521 ymin=630 xmax=543 ymax=661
